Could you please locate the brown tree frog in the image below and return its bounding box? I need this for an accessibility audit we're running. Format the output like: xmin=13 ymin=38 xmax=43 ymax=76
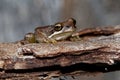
xmin=35 ymin=18 xmax=76 ymax=43
xmin=23 ymin=18 xmax=77 ymax=44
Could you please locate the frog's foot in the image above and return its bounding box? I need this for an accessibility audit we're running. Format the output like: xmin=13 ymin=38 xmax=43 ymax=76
xmin=70 ymin=35 xmax=81 ymax=41
xmin=49 ymin=39 xmax=57 ymax=44
xmin=44 ymin=38 xmax=57 ymax=44
xmin=40 ymin=37 xmax=57 ymax=44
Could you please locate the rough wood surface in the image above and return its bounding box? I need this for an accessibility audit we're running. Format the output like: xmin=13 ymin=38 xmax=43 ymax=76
xmin=0 ymin=25 xmax=120 ymax=79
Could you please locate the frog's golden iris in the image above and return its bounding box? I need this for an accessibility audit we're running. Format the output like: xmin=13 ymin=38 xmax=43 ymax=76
xmin=54 ymin=23 xmax=63 ymax=31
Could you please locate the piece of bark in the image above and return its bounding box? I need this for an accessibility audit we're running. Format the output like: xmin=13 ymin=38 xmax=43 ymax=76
xmin=0 ymin=25 xmax=120 ymax=79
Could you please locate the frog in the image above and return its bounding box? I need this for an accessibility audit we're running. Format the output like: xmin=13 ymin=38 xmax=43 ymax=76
xmin=22 ymin=18 xmax=77 ymax=44
xmin=35 ymin=18 xmax=76 ymax=43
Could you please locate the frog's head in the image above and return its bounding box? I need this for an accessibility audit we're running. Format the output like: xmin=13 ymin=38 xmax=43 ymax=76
xmin=48 ymin=18 xmax=76 ymax=40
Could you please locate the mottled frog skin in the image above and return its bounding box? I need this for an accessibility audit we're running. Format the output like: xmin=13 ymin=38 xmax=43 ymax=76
xmin=22 ymin=18 xmax=77 ymax=44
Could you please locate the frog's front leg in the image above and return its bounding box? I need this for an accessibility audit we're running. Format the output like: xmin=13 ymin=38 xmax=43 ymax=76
xmin=69 ymin=32 xmax=82 ymax=41
xmin=41 ymin=38 xmax=57 ymax=44
xmin=48 ymin=38 xmax=57 ymax=44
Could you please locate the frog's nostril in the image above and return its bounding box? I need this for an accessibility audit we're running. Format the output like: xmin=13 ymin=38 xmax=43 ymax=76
xmin=66 ymin=26 xmax=70 ymax=28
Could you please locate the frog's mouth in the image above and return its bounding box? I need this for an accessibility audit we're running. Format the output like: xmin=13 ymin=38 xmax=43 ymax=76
xmin=48 ymin=26 xmax=75 ymax=40
xmin=49 ymin=31 xmax=74 ymax=40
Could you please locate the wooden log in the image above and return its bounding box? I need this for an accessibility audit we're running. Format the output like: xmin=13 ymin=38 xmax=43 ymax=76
xmin=0 ymin=25 xmax=120 ymax=79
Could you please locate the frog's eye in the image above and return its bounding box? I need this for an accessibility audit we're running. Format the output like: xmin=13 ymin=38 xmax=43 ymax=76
xmin=54 ymin=24 xmax=63 ymax=31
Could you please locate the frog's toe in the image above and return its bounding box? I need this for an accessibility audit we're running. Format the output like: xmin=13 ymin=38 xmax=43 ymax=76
xmin=70 ymin=36 xmax=81 ymax=41
xmin=50 ymin=39 xmax=57 ymax=44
